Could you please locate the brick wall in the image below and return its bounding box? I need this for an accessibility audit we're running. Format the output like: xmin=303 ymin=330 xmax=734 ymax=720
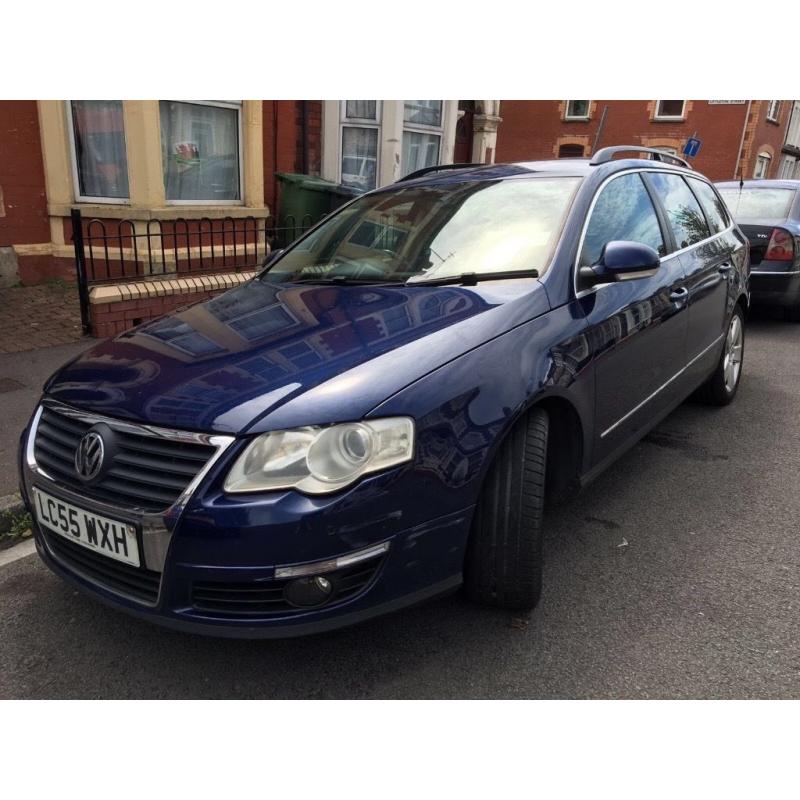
xmin=495 ymin=100 xmax=791 ymax=181
xmin=89 ymin=272 xmax=253 ymax=338
xmin=0 ymin=101 xmax=53 ymax=287
xmin=738 ymin=101 xmax=791 ymax=179
xmin=0 ymin=101 xmax=49 ymax=247
xmin=262 ymin=100 xmax=323 ymax=216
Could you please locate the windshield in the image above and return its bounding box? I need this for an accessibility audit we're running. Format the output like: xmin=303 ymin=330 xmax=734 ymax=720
xmin=263 ymin=176 xmax=581 ymax=285
xmin=717 ymin=187 xmax=796 ymax=219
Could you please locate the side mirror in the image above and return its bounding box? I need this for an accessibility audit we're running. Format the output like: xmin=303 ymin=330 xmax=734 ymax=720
xmin=580 ymin=241 xmax=660 ymax=286
xmin=260 ymin=248 xmax=285 ymax=272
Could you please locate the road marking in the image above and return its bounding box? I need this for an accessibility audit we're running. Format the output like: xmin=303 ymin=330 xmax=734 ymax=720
xmin=0 ymin=538 xmax=37 ymax=568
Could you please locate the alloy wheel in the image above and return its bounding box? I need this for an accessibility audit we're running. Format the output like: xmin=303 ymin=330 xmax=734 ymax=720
xmin=723 ymin=314 xmax=743 ymax=393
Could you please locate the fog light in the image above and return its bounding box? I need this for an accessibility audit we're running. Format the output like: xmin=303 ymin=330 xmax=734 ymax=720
xmin=284 ymin=575 xmax=334 ymax=608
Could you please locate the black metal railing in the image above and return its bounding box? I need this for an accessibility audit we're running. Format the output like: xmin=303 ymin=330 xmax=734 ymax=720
xmin=71 ymin=208 xmax=319 ymax=334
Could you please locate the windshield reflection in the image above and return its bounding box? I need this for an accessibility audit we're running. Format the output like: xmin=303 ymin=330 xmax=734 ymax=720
xmin=264 ymin=177 xmax=580 ymax=285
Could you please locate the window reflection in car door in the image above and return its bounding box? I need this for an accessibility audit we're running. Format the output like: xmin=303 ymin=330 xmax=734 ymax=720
xmin=579 ymin=172 xmax=689 ymax=464
xmin=646 ymin=172 xmax=731 ymax=372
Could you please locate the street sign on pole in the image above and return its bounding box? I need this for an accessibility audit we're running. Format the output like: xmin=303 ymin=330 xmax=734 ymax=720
xmin=683 ymin=137 xmax=701 ymax=158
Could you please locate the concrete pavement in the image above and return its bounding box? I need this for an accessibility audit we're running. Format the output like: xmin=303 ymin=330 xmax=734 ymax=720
xmin=1 ymin=315 xmax=799 ymax=698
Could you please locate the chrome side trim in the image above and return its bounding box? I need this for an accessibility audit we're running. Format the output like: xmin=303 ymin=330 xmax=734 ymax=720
xmin=573 ymin=168 xmax=735 ymax=300
xmin=274 ymin=541 xmax=390 ymax=579
xmin=600 ymin=332 xmax=725 ymax=440
xmin=750 ymin=269 xmax=800 ymax=276
xmin=25 ymin=400 xmax=236 ymax=577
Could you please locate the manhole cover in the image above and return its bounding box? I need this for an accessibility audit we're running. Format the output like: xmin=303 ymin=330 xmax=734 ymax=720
xmin=0 ymin=377 xmax=25 ymax=394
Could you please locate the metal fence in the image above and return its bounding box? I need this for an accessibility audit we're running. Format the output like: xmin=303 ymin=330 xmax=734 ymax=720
xmin=71 ymin=208 xmax=319 ymax=334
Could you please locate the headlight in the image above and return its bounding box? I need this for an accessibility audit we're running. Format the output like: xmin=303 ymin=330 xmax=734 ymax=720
xmin=223 ymin=417 xmax=415 ymax=495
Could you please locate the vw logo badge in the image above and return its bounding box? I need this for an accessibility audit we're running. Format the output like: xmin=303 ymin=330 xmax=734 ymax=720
xmin=74 ymin=431 xmax=105 ymax=482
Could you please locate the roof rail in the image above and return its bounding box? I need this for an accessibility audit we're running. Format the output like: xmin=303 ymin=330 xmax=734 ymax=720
xmin=590 ymin=146 xmax=692 ymax=170
xmin=396 ymin=162 xmax=487 ymax=183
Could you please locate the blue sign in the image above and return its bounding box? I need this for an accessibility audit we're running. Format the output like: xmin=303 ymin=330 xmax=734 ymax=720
xmin=683 ymin=137 xmax=701 ymax=158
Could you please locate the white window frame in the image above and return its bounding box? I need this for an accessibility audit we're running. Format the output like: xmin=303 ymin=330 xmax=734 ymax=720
xmin=66 ymin=100 xmax=130 ymax=204
xmin=565 ymin=100 xmax=591 ymax=121
xmin=767 ymin=100 xmax=781 ymax=122
xmin=338 ymin=101 xmax=382 ymax=191
xmin=754 ymin=152 xmax=771 ymax=179
xmin=161 ymin=100 xmax=244 ymax=206
xmin=401 ymin=101 xmax=444 ymax=177
xmin=779 ymin=155 xmax=795 ymax=179
xmin=654 ymin=100 xmax=687 ymax=121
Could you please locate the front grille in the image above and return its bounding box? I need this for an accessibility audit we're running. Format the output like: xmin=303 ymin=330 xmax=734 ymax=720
xmin=34 ymin=406 xmax=217 ymax=513
xmin=191 ymin=559 xmax=383 ymax=618
xmin=42 ymin=528 xmax=161 ymax=605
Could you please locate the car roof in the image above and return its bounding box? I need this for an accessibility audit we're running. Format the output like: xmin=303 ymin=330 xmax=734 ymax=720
xmin=391 ymin=157 xmax=698 ymax=189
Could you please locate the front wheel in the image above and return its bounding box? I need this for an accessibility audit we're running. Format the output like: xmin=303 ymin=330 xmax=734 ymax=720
xmin=695 ymin=305 xmax=745 ymax=406
xmin=464 ymin=408 xmax=548 ymax=610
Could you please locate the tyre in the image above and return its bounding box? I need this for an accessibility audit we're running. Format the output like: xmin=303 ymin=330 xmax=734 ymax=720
xmin=695 ymin=305 xmax=745 ymax=406
xmin=464 ymin=407 xmax=548 ymax=610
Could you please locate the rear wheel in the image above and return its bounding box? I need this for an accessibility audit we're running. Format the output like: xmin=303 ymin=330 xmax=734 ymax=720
xmin=695 ymin=305 xmax=745 ymax=406
xmin=464 ymin=407 xmax=548 ymax=610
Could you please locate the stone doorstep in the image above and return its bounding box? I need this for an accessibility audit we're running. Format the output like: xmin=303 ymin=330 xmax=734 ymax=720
xmin=89 ymin=271 xmax=256 ymax=305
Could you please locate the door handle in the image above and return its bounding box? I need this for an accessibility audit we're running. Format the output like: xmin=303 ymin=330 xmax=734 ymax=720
xmin=670 ymin=287 xmax=689 ymax=302
xmin=718 ymin=262 xmax=733 ymax=274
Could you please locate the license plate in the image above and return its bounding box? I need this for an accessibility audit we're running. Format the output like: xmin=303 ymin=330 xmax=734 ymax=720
xmin=32 ymin=487 xmax=140 ymax=567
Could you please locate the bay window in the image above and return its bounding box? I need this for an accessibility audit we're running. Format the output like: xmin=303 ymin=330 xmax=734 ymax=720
xmin=160 ymin=100 xmax=242 ymax=203
xmin=401 ymin=101 xmax=443 ymax=177
xmin=68 ymin=100 xmax=130 ymax=202
xmin=325 ymin=101 xmax=456 ymax=190
xmin=340 ymin=101 xmax=380 ymax=191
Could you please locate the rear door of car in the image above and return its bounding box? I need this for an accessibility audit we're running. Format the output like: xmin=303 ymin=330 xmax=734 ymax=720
xmin=645 ymin=172 xmax=733 ymax=378
xmin=577 ymin=170 xmax=689 ymax=467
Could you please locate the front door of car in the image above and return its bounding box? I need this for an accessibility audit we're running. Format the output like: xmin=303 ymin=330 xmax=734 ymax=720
xmin=645 ymin=172 xmax=732 ymax=380
xmin=577 ymin=171 xmax=690 ymax=467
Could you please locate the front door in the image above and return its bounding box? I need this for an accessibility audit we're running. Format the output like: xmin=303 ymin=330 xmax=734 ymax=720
xmin=577 ymin=171 xmax=689 ymax=467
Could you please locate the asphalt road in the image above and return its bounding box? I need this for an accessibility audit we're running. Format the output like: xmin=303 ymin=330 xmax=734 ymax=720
xmin=1 ymin=314 xmax=799 ymax=699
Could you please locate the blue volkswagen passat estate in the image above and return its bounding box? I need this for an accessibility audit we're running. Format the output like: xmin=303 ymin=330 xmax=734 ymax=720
xmin=19 ymin=147 xmax=749 ymax=637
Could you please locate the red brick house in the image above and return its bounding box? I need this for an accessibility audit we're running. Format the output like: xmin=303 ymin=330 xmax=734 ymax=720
xmin=495 ymin=100 xmax=792 ymax=182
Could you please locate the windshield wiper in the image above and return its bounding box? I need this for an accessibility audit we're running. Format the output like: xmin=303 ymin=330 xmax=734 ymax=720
xmin=286 ymin=275 xmax=392 ymax=286
xmin=406 ymin=269 xmax=540 ymax=287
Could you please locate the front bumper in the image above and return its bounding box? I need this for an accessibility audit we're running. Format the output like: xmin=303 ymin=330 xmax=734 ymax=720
xmin=19 ymin=410 xmax=473 ymax=638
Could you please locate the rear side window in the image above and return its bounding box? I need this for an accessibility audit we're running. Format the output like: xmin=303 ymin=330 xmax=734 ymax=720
xmin=687 ymin=178 xmax=729 ymax=234
xmin=647 ymin=172 xmax=711 ymax=249
xmin=581 ymin=172 xmax=665 ymax=265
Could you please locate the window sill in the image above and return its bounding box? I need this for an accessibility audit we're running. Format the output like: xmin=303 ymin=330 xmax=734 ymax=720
xmin=652 ymin=116 xmax=686 ymax=123
xmin=48 ymin=203 xmax=270 ymax=220
xmin=766 ymin=117 xmax=780 ymax=125
xmin=564 ymin=116 xmax=591 ymax=122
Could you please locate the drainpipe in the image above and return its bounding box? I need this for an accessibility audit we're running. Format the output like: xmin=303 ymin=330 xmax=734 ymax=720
xmin=273 ymin=100 xmax=279 ymax=218
xmin=301 ymin=100 xmax=309 ymax=174
xmin=734 ymin=100 xmax=753 ymax=179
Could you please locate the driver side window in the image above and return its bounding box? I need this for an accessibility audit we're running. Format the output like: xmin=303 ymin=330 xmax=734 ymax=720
xmin=581 ymin=173 xmax=665 ymax=266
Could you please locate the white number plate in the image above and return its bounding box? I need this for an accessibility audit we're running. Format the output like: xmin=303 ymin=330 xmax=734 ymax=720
xmin=32 ymin=487 xmax=140 ymax=567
